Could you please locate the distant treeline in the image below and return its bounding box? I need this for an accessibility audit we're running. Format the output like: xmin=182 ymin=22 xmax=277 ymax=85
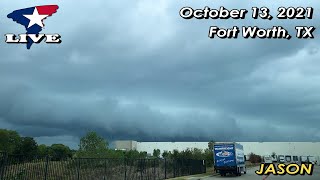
xmin=0 ymin=129 xmax=215 ymax=166
xmin=0 ymin=129 xmax=73 ymax=160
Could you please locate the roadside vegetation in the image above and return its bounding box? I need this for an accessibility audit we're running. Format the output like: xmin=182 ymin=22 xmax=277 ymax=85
xmin=1 ymin=129 xmax=209 ymax=179
xmin=0 ymin=129 xmax=215 ymax=167
xmin=1 ymin=128 xmax=262 ymax=168
xmin=1 ymin=129 xmax=264 ymax=179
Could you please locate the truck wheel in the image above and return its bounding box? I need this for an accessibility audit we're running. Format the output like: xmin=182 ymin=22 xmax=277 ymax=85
xmin=237 ymin=168 xmax=241 ymax=176
xmin=244 ymin=171 xmax=247 ymax=174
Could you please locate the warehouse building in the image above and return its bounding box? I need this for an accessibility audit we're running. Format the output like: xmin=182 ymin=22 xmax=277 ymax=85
xmin=112 ymin=140 xmax=138 ymax=151
xmin=112 ymin=141 xmax=320 ymax=158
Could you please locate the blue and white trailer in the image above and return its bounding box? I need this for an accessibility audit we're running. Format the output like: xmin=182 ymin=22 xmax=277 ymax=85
xmin=213 ymin=142 xmax=246 ymax=176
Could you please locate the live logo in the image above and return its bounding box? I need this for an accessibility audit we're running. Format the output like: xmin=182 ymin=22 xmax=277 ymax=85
xmin=5 ymin=34 xmax=61 ymax=44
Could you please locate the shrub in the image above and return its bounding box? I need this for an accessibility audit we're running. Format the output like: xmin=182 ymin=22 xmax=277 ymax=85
xmin=248 ymin=152 xmax=262 ymax=163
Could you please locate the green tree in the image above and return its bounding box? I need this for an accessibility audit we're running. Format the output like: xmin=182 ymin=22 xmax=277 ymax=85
xmin=125 ymin=150 xmax=146 ymax=159
xmin=49 ymin=144 xmax=72 ymax=161
xmin=248 ymin=152 xmax=262 ymax=163
xmin=162 ymin=150 xmax=171 ymax=158
xmin=38 ymin=144 xmax=49 ymax=156
xmin=105 ymin=149 xmax=125 ymax=158
xmin=77 ymin=131 xmax=108 ymax=157
xmin=0 ymin=129 xmax=21 ymax=154
xmin=172 ymin=149 xmax=179 ymax=159
xmin=191 ymin=148 xmax=204 ymax=159
xmin=153 ymin=149 xmax=161 ymax=158
xmin=208 ymin=141 xmax=215 ymax=151
xmin=140 ymin=151 xmax=148 ymax=158
xmin=180 ymin=148 xmax=192 ymax=159
xmin=204 ymin=148 xmax=214 ymax=167
xmin=15 ymin=137 xmax=38 ymax=158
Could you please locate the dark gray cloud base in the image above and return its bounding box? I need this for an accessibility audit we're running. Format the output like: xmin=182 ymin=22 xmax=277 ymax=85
xmin=1 ymin=0 xmax=320 ymax=146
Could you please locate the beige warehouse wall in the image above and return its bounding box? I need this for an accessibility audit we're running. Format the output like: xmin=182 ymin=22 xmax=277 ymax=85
xmin=114 ymin=140 xmax=138 ymax=150
xmin=241 ymin=142 xmax=320 ymax=156
xmin=136 ymin=142 xmax=320 ymax=157
xmin=137 ymin=142 xmax=208 ymax=154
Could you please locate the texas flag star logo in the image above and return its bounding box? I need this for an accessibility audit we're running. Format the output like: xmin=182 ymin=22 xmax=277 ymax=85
xmin=7 ymin=5 xmax=61 ymax=49
xmin=24 ymin=8 xmax=50 ymax=28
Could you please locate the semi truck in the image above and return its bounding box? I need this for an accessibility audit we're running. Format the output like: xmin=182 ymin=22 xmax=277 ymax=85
xmin=213 ymin=142 xmax=246 ymax=176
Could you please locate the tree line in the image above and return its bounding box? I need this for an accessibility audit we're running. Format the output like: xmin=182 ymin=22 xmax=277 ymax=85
xmin=0 ymin=129 xmax=73 ymax=160
xmin=0 ymin=129 xmax=217 ymax=166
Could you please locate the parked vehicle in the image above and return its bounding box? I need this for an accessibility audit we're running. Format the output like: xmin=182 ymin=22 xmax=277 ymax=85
xmin=316 ymin=156 xmax=320 ymax=166
xmin=263 ymin=155 xmax=272 ymax=164
xmin=245 ymin=155 xmax=250 ymax=161
xmin=213 ymin=142 xmax=246 ymax=176
xmin=285 ymin=155 xmax=292 ymax=162
xmin=292 ymin=156 xmax=299 ymax=163
xmin=308 ymin=156 xmax=316 ymax=164
xmin=300 ymin=156 xmax=309 ymax=164
xmin=278 ymin=155 xmax=285 ymax=163
xmin=271 ymin=155 xmax=277 ymax=162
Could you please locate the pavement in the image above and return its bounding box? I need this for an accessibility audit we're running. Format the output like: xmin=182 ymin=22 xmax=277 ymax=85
xmin=200 ymin=165 xmax=320 ymax=180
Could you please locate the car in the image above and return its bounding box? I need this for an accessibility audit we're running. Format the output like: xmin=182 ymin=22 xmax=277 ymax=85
xmin=263 ymin=155 xmax=273 ymax=164
xmin=278 ymin=155 xmax=285 ymax=163
xmin=308 ymin=156 xmax=316 ymax=164
xmin=300 ymin=156 xmax=309 ymax=164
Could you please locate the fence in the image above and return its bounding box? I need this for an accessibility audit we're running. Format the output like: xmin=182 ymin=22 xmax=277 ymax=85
xmin=0 ymin=152 xmax=206 ymax=180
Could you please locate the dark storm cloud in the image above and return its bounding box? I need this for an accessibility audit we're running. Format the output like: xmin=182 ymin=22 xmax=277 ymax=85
xmin=0 ymin=84 xmax=241 ymax=143
xmin=1 ymin=0 xmax=320 ymax=146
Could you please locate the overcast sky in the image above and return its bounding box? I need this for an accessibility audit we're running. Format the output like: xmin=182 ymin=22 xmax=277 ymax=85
xmin=1 ymin=0 xmax=320 ymax=149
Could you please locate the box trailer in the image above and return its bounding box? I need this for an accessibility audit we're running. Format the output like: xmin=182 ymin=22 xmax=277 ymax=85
xmin=213 ymin=142 xmax=246 ymax=176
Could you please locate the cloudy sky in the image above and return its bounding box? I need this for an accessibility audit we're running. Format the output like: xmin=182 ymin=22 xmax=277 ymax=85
xmin=1 ymin=0 xmax=320 ymax=148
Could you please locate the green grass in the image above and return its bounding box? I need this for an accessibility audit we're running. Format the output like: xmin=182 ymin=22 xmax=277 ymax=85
xmin=167 ymin=167 xmax=216 ymax=180
xmin=246 ymin=162 xmax=260 ymax=168
xmin=167 ymin=163 xmax=260 ymax=179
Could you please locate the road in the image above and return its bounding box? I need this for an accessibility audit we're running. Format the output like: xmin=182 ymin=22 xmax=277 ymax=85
xmin=202 ymin=165 xmax=320 ymax=180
